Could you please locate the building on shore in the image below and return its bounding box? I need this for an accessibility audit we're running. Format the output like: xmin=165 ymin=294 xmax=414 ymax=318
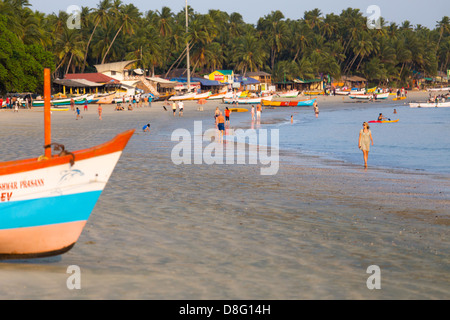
xmin=56 ymin=73 xmax=119 ymax=96
xmin=245 ymin=71 xmax=272 ymax=91
xmin=339 ymin=75 xmax=368 ymax=89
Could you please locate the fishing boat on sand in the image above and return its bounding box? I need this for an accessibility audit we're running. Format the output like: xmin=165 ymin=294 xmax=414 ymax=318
xmin=223 ymin=95 xmax=274 ymax=104
xmin=96 ymin=93 xmax=116 ymax=104
xmin=169 ymin=91 xmax=211 ymax=101
xmin=349 ymin=92 xmax=389 ymax=100
xmin=32 ymin=94 xmax=94 ymax=107
xmin=262 ymin=98 xmax=316 ymax=107
xmin=409 ymin=101 xmax=450 ymax=108
xmin=0 ymin=69 xmax=134 ymax=260
xmin=276 ymin=90 xmax=299 ymax=98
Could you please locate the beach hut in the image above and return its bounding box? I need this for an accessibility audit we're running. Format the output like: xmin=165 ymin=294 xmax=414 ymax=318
xmin=246 ymin=71 xmax=272 ymax=91
xmin=339 ymin=75 xmax=368 ymax=89
xmin=293 ymin=78 xmax=323 ymax=92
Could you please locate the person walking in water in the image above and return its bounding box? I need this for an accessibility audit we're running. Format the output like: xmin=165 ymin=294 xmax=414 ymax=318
xmin=313 ymin=101 xmax=319 ymax=118
xmin=225 ymin=107 xmax=231 ymax=126
xmin=172 ymin=101 xmax=177 ymax=116
xmin=251 ymin=105 xmax=255 ymax=121
xmin=98 ymin=104 xmax=102 ymax=120
xmin=358 ymin=122 xmax=374 ymax=168
xmin=256 ymin=103 xmax=262 ymax=120
xmin=216 ymin=111 xmax=225 ymax=143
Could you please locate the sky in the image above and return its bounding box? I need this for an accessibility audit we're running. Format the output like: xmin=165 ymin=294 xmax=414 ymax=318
xmin=27 ymin=0 xmax=449 ymax=29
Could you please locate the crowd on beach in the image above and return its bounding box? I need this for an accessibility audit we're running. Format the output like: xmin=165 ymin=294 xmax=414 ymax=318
xmin=428 ymin=92 xmax=449 ymax=103
xmin=0 ymin=95 xmax=33 ymax=111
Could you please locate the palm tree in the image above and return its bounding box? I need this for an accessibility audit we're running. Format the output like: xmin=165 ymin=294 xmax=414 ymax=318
xmin=82 ymin=0 xmax=111 ymax=72
xmin=304 ymin=8 xmax=323 ymax=32
xmin=288 ymin=20 xmax=310 ymax=63
xmin=101 ymin=3 xmax=140 ymax=64
xmin=232 ymin=33 xmax=267 ymax=74
xmin=257 ymin=10 xmax=287 ymax=70
xmin=436 ymin=16 xmax=450 ymax=51
xmin=54 ymin=26 xmax=85 ymax=76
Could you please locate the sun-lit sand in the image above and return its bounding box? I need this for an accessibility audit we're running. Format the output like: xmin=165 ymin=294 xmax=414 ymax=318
xmin=0 ymin=91 xmax=448 ymax=299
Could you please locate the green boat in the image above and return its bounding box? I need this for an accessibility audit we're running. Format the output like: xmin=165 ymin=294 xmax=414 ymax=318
xmin=32 ymin=94 xmax=94 ymax=107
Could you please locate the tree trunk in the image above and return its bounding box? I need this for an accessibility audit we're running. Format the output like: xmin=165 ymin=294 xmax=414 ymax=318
xmin=53 ymin=52 xmax=68 ymax=77
xmin=292 ymin=47 xmax=301 ymax=63
xmin=82 ymin=20 xmax=99 ymax=72
xmin=65 ymin=52 xmax=74 ymax=76
xmin=165 ymin=41 xmax=192 ymax=78
xmin=102 ymin=23 xmax=124 ymax=64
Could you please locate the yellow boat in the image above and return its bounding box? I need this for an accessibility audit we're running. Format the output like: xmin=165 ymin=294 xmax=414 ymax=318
xmin=229 ymin=108 xmax=248 ymax=112
xmin=304 ymin=91 xmax=324 ymax=95
xmin=392 ymin=97 xmax=406 ymax=101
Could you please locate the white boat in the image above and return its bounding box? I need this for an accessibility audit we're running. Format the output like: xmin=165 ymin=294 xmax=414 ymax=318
xmin=427 ymin=87 xmax=450 ymax=92
xmin=335 ymin=90 xmax=351 ymax=95
xmin=223 ymin=95 xmax=274 ymax=104
xmin=32 ymin=94 xmax=92 ymax=107
xmin=409 ymin=101 xmax=450 ymax=108
xmin=276 ymin=90 xmax=299 ymax=98
xmin=207 ymin=92 xmax=229 ymax=100
xmin=169 ymin=91 xmax=211 ymax=101
xmin=349 ymin=92 xmax=389 ymax=100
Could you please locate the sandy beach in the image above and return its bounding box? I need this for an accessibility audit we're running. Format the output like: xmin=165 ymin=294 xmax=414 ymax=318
xmin=0 ymin=91 xmax=448 ymax=300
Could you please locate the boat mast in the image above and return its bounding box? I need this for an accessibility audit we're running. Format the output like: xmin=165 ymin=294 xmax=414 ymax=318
xmin=185 ymin=0 xmax=191 ymax=92
xmin=44 ymin=68 xmax=52 ymax=159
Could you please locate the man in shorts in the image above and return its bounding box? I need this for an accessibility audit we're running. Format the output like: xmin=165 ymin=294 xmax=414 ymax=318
xmin=216 ymin=111 xmax=225 ymax=143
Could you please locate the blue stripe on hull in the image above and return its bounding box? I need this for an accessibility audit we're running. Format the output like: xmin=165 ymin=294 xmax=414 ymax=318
xmin=0 ymin=191 xmax=102 ymax=230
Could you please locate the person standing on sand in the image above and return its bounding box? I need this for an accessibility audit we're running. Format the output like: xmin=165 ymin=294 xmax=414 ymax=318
xmin=84 ymin=98 xmax=88 ymax=111
xmin=251 ymin=105 xmax=255 ymax=121
xmin=76 ymin=107 xmax=81 ymax=120
xmin=358 ymin=122 xmax=374 ymax=168
xmin=70 ymin=98 xmax=75 ymax=111
xmin=98 ymin=104 xmax=102 ymax=120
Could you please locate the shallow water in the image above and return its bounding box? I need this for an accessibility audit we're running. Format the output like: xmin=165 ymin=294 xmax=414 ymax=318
xmin=0 ymin=105 xmax=448 ymax=300
xmin=230 ymin=102 xmax=450 ymax=174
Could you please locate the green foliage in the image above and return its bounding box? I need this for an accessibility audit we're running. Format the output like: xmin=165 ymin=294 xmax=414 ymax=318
xmin=0 ymin=16 xmax=54 ymax=93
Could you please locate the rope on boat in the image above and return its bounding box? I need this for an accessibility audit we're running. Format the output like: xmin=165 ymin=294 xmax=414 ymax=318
xmin=42 ymin=143 xmax=76 ymax=166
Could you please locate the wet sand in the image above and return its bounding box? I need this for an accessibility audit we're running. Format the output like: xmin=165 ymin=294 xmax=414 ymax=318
xmin=0 ymin=93 xmax=448 ymax=299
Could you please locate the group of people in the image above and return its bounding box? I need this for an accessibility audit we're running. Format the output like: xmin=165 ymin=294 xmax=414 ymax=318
xmin=250 ymin=104 xmax=262 ymax=121
xmin=396 ymin=88 xmax=407 ymax=98
xmin=169 ymin=101 xmax=184 ymax=116
xmin=0 ymin=96 xmax=33 ymax=111
xmin=428 ymin=93 xmax=449 ymax=103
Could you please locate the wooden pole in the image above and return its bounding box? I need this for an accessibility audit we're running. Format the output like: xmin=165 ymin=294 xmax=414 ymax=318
xmin=44 ymin=68 xmax=51 ymax=158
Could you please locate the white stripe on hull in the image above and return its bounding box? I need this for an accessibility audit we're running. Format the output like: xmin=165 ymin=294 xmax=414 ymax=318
xmin=0 ymin=151 xmax=122 ymax=202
